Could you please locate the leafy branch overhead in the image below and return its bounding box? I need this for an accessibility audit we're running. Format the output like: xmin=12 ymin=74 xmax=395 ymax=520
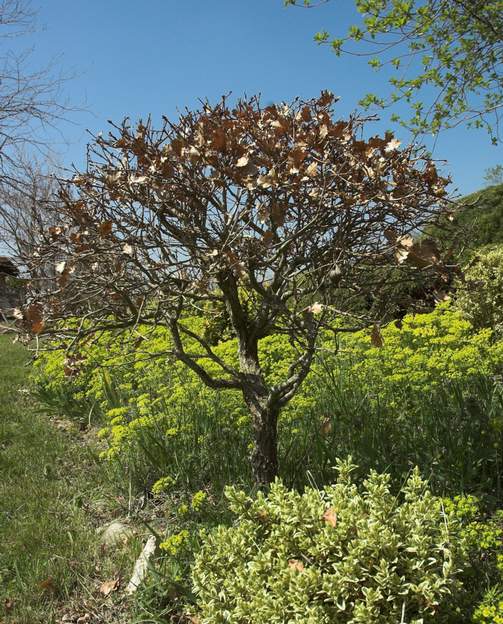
xmin=21 ymin=92 xmax=453 ymax=485
xmin=285 ymin=0 xmax=503 ymax=142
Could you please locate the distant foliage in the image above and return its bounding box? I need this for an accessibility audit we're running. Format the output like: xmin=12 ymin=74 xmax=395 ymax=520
xmin=431 ymin=183 xmax=503 ymax=259
xmin=484 ymin=165 xmax=503 ymax=187
xmin=455 ymin=245 xmax=503 ymax=337
xmin=190 ymin=461 xmax=462 ymax=623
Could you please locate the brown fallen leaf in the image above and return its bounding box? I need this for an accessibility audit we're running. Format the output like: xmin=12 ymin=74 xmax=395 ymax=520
xmin=255 ymin=509 xmax=269 ymax=523
xmin=32 ymin=319 xmax=45 ymax=334
xmin=99 ymin=577 xmax=120 ymax=596
xmin=4 ymin=597 xmax=14 ymax=611
xmin=236 ymin=155 xmax=249 ymax=167
xmin=323 ymin=507 xmax=338 ymax=528
xmin=305 ymin=161 xmax=318 ymax=177
xmin=39 ymin=576 xmax=56 ymax=593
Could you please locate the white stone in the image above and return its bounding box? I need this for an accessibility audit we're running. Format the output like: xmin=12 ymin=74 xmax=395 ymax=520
xmin=99 ymin=520 xmax=133 ymax=547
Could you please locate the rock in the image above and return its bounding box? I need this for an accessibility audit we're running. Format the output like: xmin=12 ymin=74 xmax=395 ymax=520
xmin=126 ymin=535 xmax=157 ymax=594
xmin=99 ymin=520 xmax=133 ymax=547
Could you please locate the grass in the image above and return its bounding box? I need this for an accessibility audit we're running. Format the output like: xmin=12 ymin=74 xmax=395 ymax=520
xmin=0 ymin=335 xmax=143 ymax=623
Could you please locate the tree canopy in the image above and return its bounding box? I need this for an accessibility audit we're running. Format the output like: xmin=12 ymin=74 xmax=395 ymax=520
xmin=285 ymin=0 xmax=503 ymax=142
xmin=21 ymin=92 xmax=452 ymax=484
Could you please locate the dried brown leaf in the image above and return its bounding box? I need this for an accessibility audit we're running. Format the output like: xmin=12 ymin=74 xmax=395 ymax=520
xmin=48 ymin=225 xmax=64 ymax=238
xmin=323 ymin=508 xmax=338 ymax=528
xmin=305 ymin=161 xmax=318 ymax=177
xmin=385 ymin=138 xmax=401 ymax=152
xmin=262 ymin=231 xmax=275 ymax=247
xmin=320 ymin=416 xmax=333 ymax=436
xmin=99 ymin=221 xmax=113 ymax=237
xmin=256 ymin=509 xmax=269 ymax=523
xmin=99 ymin=577 xmax=120 ymax=597
xmin=288 ymin=559 xmax=305 ymax=572
xmin=210 ymin=128 xmax=226 ymax=151
xmin=410 ymin=238 xmax=441 ymax=267
xmin=370 ymin=324 xmax=384 ymax=348
xmin=236 ymin=155 xmax=249 ymax=168
xmin=31 ymin=319 xmax=46 ymax=336
xmin=319 ymin=125 xmax=329 ymax=140
xmin=318 ymin=90 xmax=335 ymax=107
xmin=300 ymin=106 xmax=311 ymax=122
xmin=170 ymin=138 xmax=184 ymax=156
xmin=394 ymin=235 xmax=414 ymax=264
xmin=271 ymin=202 xmax=286 ymax=227
xmin=307 ymin=302 xmax=324 ymax=314
xmin=4 ymin=597 xmax=14 ymax=611
xmin=24 ymin=303 xmax=43 ymax=326
xmin=39 ymin=577 xmax=56 ymax=593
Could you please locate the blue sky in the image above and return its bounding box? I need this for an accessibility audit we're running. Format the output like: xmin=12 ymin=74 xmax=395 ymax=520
xmin=13 ymin=0 xmax=503 ymax=195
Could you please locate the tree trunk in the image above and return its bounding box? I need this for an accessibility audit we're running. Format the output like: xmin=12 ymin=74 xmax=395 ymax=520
xmin=220 ymin=270 xmax=282 ymax=487
xmin=247 ymin=398 xmax=280 ymax=488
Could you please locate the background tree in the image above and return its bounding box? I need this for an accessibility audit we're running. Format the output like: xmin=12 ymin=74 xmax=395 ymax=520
xmin=285 ymin=0 xmax=503 ymax=143
xmin=0 ymin=158 xmax=60 ymax=261
xmin=0 ymin=0 xmax=68 ymax=181
xmin=484 ymin=164 xmax=503 ymax=187
xmin=0 ymin=0 xmax=71 ymax=260
xmin=22 ymin=92 xmax=452 ymax=486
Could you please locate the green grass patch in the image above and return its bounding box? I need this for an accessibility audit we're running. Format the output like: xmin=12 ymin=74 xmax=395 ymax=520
xmin=0 ymin=336 xmax=141 ymax=623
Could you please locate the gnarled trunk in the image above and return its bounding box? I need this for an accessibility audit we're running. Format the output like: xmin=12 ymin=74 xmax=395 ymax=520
xmin=238 ymin=336 xmax=280 ymax=488
xmin=219 ymin=270 xmax=284 ymax=487
xmin=246 ymin=398 xmax=280 ymax=488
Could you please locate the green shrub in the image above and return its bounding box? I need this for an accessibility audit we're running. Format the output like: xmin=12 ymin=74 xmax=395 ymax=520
xmin=282 ymin=304 xmax=503 ymax=496
xmin=32 ymin=305 xmax=503 ymax=497
xmin=443 ymin=496 xmax=503 ymax=622
xmin=473 ymin=590 xmax=503 ymax=624
xmin=190 ymin=461 xmax=463 ymax=624
xmin=455 ymin=245 xmax=503 ymax=337
xmin=329 ymin=302 xmax=502 ymax=397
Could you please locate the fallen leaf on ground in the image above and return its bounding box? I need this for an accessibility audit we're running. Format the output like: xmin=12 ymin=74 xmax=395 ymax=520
xmin=99 ymin=577 xmax=120 ymax=596
xmin=320 ymin=416 xmax=333 ymax=436
xmin=370 ymin=324 xmax=384 ymax=348
xmin=4 ymin=597 xmax=14 ymax=611
xmin=39 ymin=577 xmax=56 ymax=593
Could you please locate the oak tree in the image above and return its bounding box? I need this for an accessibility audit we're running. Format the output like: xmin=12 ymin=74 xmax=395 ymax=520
xmin=22 ymin=93 xmax=452 ymax=486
